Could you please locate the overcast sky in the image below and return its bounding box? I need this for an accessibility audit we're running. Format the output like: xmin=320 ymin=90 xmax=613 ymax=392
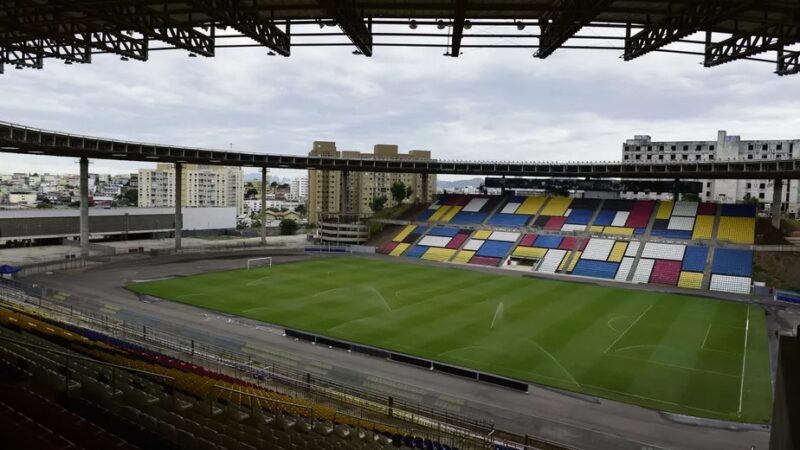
xmin=2 ymin=33 xmax=799 ymax=180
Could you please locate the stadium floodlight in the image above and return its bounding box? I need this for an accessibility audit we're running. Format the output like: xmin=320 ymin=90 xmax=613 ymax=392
xmin=188 ymin=53 xmax=197 ymax=58
xmin=516 ymin=21 xmax=526 ymax=30
xmin=463 ymin=20 xmax=472 ymax=30
xmin=120 ymin=56 xmax=129 ymax=61
xmin=268 ymin=51 xmax=276 ymax=56
xmin=246 ymin=256 xmax=272 ymax=270
xmin=409 ymin=20 xmax=417 ymax=29
xmin=437 ymin=20 xmax=446 ymax=30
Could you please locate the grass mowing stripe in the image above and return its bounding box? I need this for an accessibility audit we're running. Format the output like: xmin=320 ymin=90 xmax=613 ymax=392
xmin=127 ymin=256 xmax=772 ymax=423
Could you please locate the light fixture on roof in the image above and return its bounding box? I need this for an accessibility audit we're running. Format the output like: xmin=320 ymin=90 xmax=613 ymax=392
xmin=318 ymin=20 xmax=325 ymax=29
xmin=409 ymin=19 xmax=417 ymax=29
xmin=516 ymin=21 xmax=526 ymax=30
xmin=64 ymin=60 xmax=73 ymax=65
xmin=120 ymin=56 xmax=129 ymax=61
xmin=14 ymin=65 xmax=22 ymax=70
xmin=188 ymin=53 xmax=197 ymax=58
xmin=463 ymin=20 xmax=472 ymax=30
xmin=268 ymin=51 xmax=276 ymax=56
xmin=352 ymin=50 xmax=363 ymax=55
xmin=437 ymin=19 xmax=446 ymax=29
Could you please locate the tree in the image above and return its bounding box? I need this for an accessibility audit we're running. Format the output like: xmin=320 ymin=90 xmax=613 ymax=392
xmin=390 ymin=181 xmax=408 ymax=205
xmin=245 ymin=187 xmax=259 ymax=199
xmin=36 ymin=199 xmax=54 ymax=209
xmin=280 ymin=218 xmax=299 ymax=235
xmin=742 ymin=194 xmax=759 ymax=206
xmin=295 ymin=204 xmax=307 ymax=216
xmin=370 ymin=195 xmax=388 ymax=212
xmin=115 ymin=188 xmax=138 ymax=207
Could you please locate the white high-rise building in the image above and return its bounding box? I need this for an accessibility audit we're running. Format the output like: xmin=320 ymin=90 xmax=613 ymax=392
xmin=139 ymin=164 xmax=244 ymax=214
xmin=290 ymin=176 xmax=308 ymax=200
xmin=621 ymin=130 xmax=800 ymax=216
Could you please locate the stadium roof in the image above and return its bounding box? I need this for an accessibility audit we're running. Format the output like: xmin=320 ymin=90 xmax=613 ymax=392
xmin=1 ymin=1 xmax=798 ymax=76
xmin=3 ymin=120 xmax=800 ymax=179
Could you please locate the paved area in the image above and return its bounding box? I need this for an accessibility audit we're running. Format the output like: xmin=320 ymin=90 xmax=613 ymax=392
xmin=19 ymin=253 xmax=778 ymax=450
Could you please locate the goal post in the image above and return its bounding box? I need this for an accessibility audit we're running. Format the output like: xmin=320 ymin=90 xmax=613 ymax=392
xmin=246 ymin=257 xmax=272 ymax=270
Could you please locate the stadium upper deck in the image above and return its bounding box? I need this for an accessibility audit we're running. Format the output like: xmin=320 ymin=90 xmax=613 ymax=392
xmin=0 ymin=1 xmax=798 ymax=76
xmin=3 ymin=121 xmax=800 ymax=179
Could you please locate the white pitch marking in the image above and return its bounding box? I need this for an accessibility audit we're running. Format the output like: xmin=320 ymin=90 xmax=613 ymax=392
xmin=701 ymin=324 xmax=712 ymax=350
xmin=604 ymin=303 xmax=655 ymax=354
xmin=738 ymin=305 xmax=750 ymax=414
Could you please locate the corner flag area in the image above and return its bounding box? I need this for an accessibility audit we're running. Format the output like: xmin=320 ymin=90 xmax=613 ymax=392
xmin=128 ymin=257 xmax=772 ymax=423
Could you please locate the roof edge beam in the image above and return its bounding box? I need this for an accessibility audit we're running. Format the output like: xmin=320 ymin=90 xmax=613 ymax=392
xmin=777 ymin=47 xmax=800 ymax=76
xmin=704 ymin=21 xmax=800 ymax=67
xmin=535 ymin=0 xmax=610 ymax=59
xmin=624 ymin=1 xmax=758 ymax=61
xmin=317 ymin=0 xmax=372 ymax=56
xmin=192 ymin=0 xmax=290 ymax=56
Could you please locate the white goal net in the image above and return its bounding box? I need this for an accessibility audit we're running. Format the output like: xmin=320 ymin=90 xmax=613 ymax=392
xmin=246 ymin=257 xmax=272 ymax=270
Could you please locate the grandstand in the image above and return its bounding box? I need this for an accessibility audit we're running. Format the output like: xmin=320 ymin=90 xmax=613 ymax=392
xmin=381 ymin=194 xmax=758 ymax=295
xmin=0 ymin=300 xmax=479 ymax=450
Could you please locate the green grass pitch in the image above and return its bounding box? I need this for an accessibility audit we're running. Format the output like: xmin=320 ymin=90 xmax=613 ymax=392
xmin=128 ymin=256 xmax=772 ymax=423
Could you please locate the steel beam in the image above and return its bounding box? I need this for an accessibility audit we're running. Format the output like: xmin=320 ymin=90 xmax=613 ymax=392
xmin=74 ymin=3 xmax=215 ymax=56
xmin=450 ymin=0 xmax=466 ymax=57
xmin=535 ymin=0 xmax=610 ymax=59
xmin=777 ymin=47 xmax=800 ymax=75
xmin=317 ymin=0 xmax=372 ymax=56
xmin=705 ymin=21 xmax=800 ymax=67
xmin=1 ymin=43 xmax=44 ymax=69
xmin=79 ymin=156 xmax=89 ymax=258
xmin=192 ymin=0 xmax=290 ymax=56
xmin=623 ymin=1 xmax=758 ymax=61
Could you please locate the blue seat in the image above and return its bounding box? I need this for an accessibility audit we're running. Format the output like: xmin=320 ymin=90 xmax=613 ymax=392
xmin=404 ymin=246 xmax=428 ymax=258
xmin=572 ymin=260 xmax=619 ymax=279
xmin=533 ymin=235 xmax=562 ymax=249
xmin=682 ymin=246 xmax=708 ymax=272
xmin=487 ymin=213 xmax=530 ymax=227
xmin=566 ymin=208 xmax=593 ymax=225
xmin=721 ymin=204 xmax=756 ymax=217
xmin=428 ymin=226 xmax=459 ymax=237
xmin=417 ymin=209 xmax=435 ymax=221
xmin=650 ymin=229 xmax=692 ymax=239
xmin=711 ymin=248 xmax=753 ymax=277
xmin=475 ymin=240 xmax=514 ymax=258
xmin=593 ymin=210 xmax=616 ymax=226
xmin=448 ymin=212 xmax=487 ymax=225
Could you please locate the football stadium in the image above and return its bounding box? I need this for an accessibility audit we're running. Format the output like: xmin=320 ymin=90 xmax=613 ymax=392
xmin=2 ymin=2 xmax=800 ymax=450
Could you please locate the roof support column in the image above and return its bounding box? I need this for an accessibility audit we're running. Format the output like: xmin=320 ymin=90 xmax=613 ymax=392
xmin=421 ymin=173 xmax=429 ymax=203
xmin=260 ymin=166 xmax=267 ymax=245
xmin=772 ymin=178 xmax=783 ymax=229
xmin=79 ymin=156 xmax=89 ymax=259
xmin=175 ymin=162 xmax=183 ymax=251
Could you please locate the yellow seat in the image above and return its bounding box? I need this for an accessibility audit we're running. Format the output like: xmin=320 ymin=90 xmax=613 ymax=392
xmin=473 ymin=229 xmax=492 ymax=240
xmin=678 ymin=271 xmax=703 ymax=289
xmin=691 ymin=215 xmax=715 ymax=240
xmin=656 ymin=200 xmax=674 ymax=220
xmin=421 ymin=248 xmax=456 ymax=262
xmin=602 ymin=226 xmax=634 ymax=236
xmin=452 ymin=250 xmax=475 ymax=263
xmin=607 ymin=241 xmax=628 ymax=262
xmin=540 ymin=197 xmax=572 ymax=216
xmin=512 ymin=246 xmax=547 ymax=259
xmin=559 ymin=251 xmax=581 ymax=272
xmin=392 ymin=225 xmax=416 ymax=242
xmin=717 ymin=217 xmax=755 ymax=244
xmin=441 ymin=206 xmax=462 ymax=223
xmin=516 ymin=196 xmax=546 ymax=215
xmin=589 ymin=225 xmax=604 ymax=233
xmin=428 ymin=205 xmax=451 ymax=222
xmin=389 ymin=243 xmax=410 ymax=256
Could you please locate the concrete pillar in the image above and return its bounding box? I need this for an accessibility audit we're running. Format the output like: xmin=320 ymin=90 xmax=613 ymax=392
xmin=79 ymin=157 xmax=89 ymax=258
xmin=260 ymin=167 xmax=267 ymax=245
xmin=421 ymin=173 xmax=429 ymax=203
xmin=340 ymin=171 xmax=349 ymax=214
xmin=174 ymin=162 xmax=183 ymax=251
xmin=772 ymin=178 xmax=783 ymax=229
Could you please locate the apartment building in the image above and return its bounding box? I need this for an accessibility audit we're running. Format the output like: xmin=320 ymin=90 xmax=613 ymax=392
xmin=139 ymin=163 xmax=244 ymax=214
xmin=307 ymin=141 xmax=436 ymax=224
xmin=622 ymin=130 xmax=800 ymax=215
